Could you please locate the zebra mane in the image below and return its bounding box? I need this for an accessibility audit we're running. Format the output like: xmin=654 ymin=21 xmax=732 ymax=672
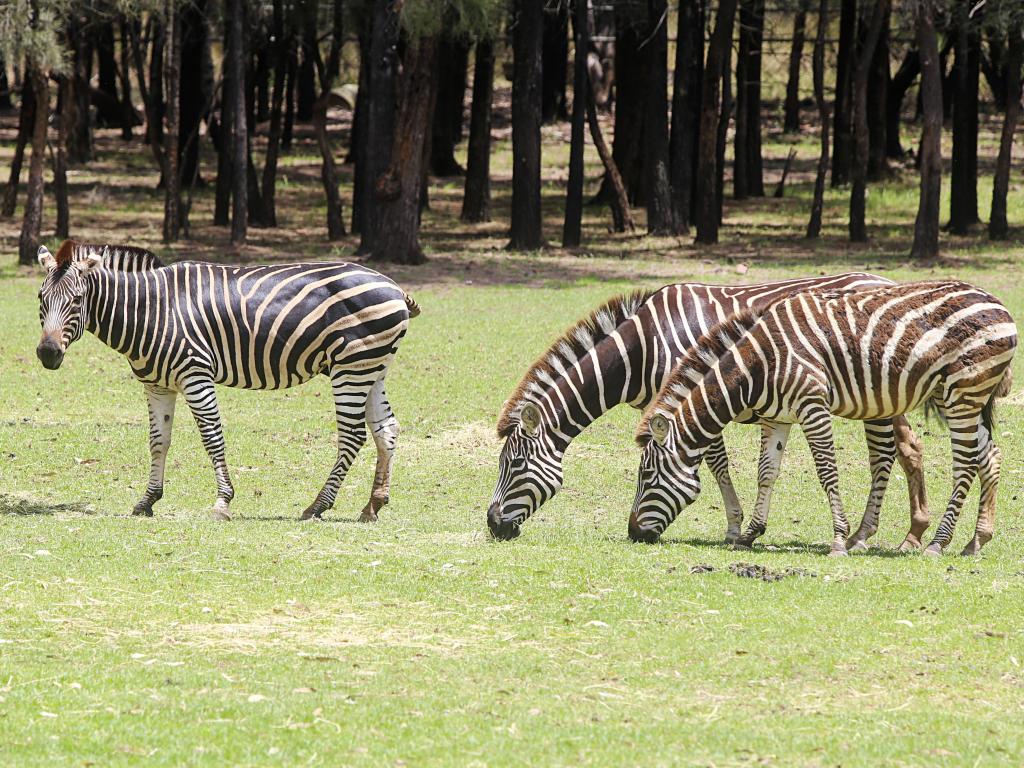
xmin=636 ymin=309 xmax=762 ymax=446
xmin=55 ymin=239 xmax=164 ymax=273
xmin=497 ymin=289 xmax=657 ymax=437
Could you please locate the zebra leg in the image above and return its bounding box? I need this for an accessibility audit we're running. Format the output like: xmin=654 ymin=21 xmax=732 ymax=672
xmin=892 ymin=415 xmax=931 ymax=552
xmin=961 ymin=426 xmax=1001 ymax=556
xmin=358 ymin=376 xmax=399 ymax=523
xmin=734 ymin=423 xmax=792 ymax=550
xmin=132 ymin=384 xmax=177 ymax=517
xmin=703 ymin=435 xmax=744 ymax=543
xmin=925 ymin=411 xmax=982 ymax=556
xmin=800 ymin=406 xmax=850 ymax=556
xmin=299 ymin=372 xmax=373 ymax=520
xmin=181 ymin=379 xmax=234 ymax=521
xmin=846 ymin=419 xmax=896 ymax=552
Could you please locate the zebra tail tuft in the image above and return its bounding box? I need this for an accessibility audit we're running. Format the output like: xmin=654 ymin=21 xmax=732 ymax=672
xmin=404 ymin=293 xmax=422 ymax=319
xmin=983 ymin=368 xmax=1013 ymax=434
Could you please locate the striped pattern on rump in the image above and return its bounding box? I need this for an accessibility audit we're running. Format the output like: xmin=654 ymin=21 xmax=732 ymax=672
xmin=632 ymin=280 xmax=1016 ymax=556
xmin=36 ymin=240 xmax=417 ymax=523
xmin=487 ymin=273 xmax=930 ymax=548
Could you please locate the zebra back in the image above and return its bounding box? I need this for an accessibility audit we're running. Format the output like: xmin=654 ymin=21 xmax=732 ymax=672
xmin=54 ymin=239 xmax=163 ymax=272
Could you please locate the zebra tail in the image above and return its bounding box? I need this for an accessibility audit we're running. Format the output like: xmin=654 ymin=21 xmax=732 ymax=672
xmin=404 ymin=293 xmax=421 ymax=319
xmin=983 ymin=368 xmax=1013 ymax=434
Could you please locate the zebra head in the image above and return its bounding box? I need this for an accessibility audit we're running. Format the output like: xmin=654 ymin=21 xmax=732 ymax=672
xmin=487 ymin=402 xmax=564 ymax=540
xmin=35 ymin=245 xmax=103 ymax=370
xmin=629 ymin=413 xmax=702 ymax=543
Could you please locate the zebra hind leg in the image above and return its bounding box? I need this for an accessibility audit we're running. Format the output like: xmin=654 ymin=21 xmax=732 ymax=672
xmin=960 ymin=425 xmax=1001 ymax=556
xmin=358 ymin=377 xmax=399 ymax=523
xmin=925 ymin=410 xmax=982 ymax=556
xmin=703 ymin=435 xmax=744 ymax=543
xmin=133 ymin=384 xmax=177 ymax=517
xmin=891 ymin=415 xmax=930 ymax=552
xmin=799 ymin=405 xmax=850 ymax=556
xmin=734 ymin=422 xmax=792 ymax=550
xmin=182 ymin=378 xmax=234 ymax=521
xmin=846 ymin=419 xmax=896 ymax=552
xmin=300 ymin=371 xmax=373 ymax=520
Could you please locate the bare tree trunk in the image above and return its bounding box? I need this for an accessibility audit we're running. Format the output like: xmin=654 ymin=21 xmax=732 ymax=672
xmin=118 ymin=18 xmax=135 ymax=140
xmin=989 ymin=22 xmax=1022 ymax=240
xmin=163 ymin=1 xmax=182 ymax=243
xmin=179 ymin=0 xmax=208 ymax=187
xmin=282 ymin=26 xmax=298 ymax=149
xmin=54 ymin=73 xmax=71 ymax=239
xmin=886 ymin=49 xmax=918 ymax=159
xmin=586 ymin=72 xmax=634 ymax=232
xmin=95 ymin=25 xmax=122 ymax=127
xmin=669 ymin=0 xmax=702 ymax=233
xmin=0 ymin=52 xmax=11 ymax=110
xmin=1 ymin=77 xmax=33 ymax=218
xmin=715 ymin=39 xmax=732 ymax=223
xmin=948 ymin=7 xmax=980 ymax=234
xmin=784 ymin=0 xmax=808 ymax=132
xmin=563 ymin=0 xmax=588 ymax=247
xmin=508 ymin=0 xmax=544 ymax=250
xmin=67 ymin=18 xmax=93 ymax=164
xmin=831 ymin=0 xmax=856 ymax=186
xmin=848 ymin=0 xmax=889 ymax=243
xmin=313 ymin=0 xmax=346 ymax=241
xmin=296 ymin=0 xmax=318 ymax=121
xmin=18 ymin=65 xmax=48 ymax=265
xmin=644 ymin=0 xmax=674 ymax=234
xmin=542 ymin=3 xmax=569 ymax=122
xmin=806 ymin=0 xmax=830 ymax=239
xmin=866 ymin=11 xmax=889 ymax=179
xmin=910 ymin=0 xmax=942 ymax=261
xmin=461 ymin=40 xmax=494 ymax=223
xmin=351 ymin=18 xmax=372 ymax=231
xmin=430 ymin=34 xmax=469 ymax=176
xmin=261 ymin=0 xmax=289 ymax=226
xmin=228 ymin=0 xmax=248 ymax=243
xmin=695 ymin=0 xmax=738 ymax=244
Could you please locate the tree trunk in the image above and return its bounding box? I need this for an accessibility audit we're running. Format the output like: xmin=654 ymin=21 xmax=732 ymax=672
xmin=371 ymin=38 xmax=439 ymax=265
xmin=296 ymin=0 xmax=318 ymax=122
xmin=948 ymin=9 xmax=980 ymax=234
xmin=55 ymin=73 xmax=71 ymax=239
xmin=587 ymin=71 xmax=635 ymax=233
xmin=255 ymin=46 xmax=270 ymax=123
xmin=644 ymin=0 xmax=674 ymax=234
xmin=989 ymin=22 xmax=1022 ymax=240
xmin=118 ymin=19 xmax=135 ymax=140
xmin=283 ymin=24 xmax=298 ymax=149
xmin=886 ymin=48 xmax=917 ymax=159
xmin=715 ymin=36 xmax=732 ymax=223
xmin=351 ymin=19 xmax=372 ymax=231
xmin=734 ymin=0 xmax=750 ymax=199
xmin=149 ymin=17 xmax=166 ymax=149
xmin=0 ymin=52 xmax=11 ymax=110
xmin=831 ymin=0 xmax=856 ymax=186
xmin=806 ymin=0 xmax=830 ymax=238
xmin=563 ymin=0 xmax=588 ymax=247
xmin=163 ymin=1 xmax=182 ymax=243
xmin=67 ymin=19 xmax=93 ymax=164
xmin=744 ymin=0 xmax=764 ymax=196
xmin=261 ymin=0 xmax=289 ymax=227
xmin=542 ymin=2 xmax=569 ymax=122
xmin=18 ymin=66 xmax=48 ymax=265
xmin=910 ymin=0 xmax=942 ymax=261
xmin=430 ymin=35 xmax=469 ymax=177
xmin=669 ymin=0 xmax=702 ymax=233
xmin=228 ymin=0 xmax=248 ymax=243
xmin=1 ymin=77 xmax=33 ymax=218
xmin=461 ymin=40 xmax=494 ymax=223
xmin=695 ymin=0 xmax=738 ymax=244
xmin=783 ymin=0 xmax=808 ymax=132
xmin=604 ymin=8 xmax=648 ymax=204
xmin=848 ymin=0 xmax=890 ymax=243
xmin=180 ymin=0 xmax=208 ymax=188
xmin=95 ymin=24 xmax=122 ymax=126
xmin=866 ymin=9 xmax=889 ymax=180
xmin=313 ymin=0 xmax=345 ymax=240
xmin=508 ymin=0 xmax=544 ymax=250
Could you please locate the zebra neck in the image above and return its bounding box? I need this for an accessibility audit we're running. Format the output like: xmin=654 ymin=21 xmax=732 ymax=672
xmin=679 ymin=343 xmax=761 ymax=446
xmin=85 ymin=269 xmax=150 ymax=358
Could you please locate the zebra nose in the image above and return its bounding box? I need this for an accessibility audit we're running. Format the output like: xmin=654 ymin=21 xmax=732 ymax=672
xmin=487 ymin=503 xmax=521 ymax=541
xmin=628 ymin=517 xmax=661 ymax=544
xmin=36 ymin=339 xmax=64 ymax=370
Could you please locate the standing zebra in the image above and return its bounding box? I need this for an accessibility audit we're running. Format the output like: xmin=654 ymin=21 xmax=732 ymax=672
xmin=631 ymin=281 xmax=1016 ymax=556
xmin=488 ymin=274 xmax=931 ymax=549
xmin=35 ymin=240 xmax=418 ymax=522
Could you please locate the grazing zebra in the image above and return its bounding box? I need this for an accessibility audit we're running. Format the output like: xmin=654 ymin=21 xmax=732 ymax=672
xmin=35 ymin=239 xmax=418 ymax=522
xmin=631 ymin=281 xmax=1016 ymax=556
xmin=488 ymin=274 xmax=930 ymax=549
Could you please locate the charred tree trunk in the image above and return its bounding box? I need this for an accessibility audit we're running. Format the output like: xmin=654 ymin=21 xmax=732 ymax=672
xmin=587 ymin=69 xmax=635 ymax=232
xmin=948 ymin=9 xmax=980 ymax=234
xmin=283 ymin=21 xmax=298 ymax=149
xmin=149 ymin=17 xmax=166 ymax=149
xmin=605 ymin=8 xmax=648 ymax=203
xmin=255 ymin=46 xmax=270 ymax=123
xmin=18 ymin=65 xmax=48 ymax=265
xmin=542 ymin=2 xmax=569 ymax=122
xmin=806 ymin=0 xmax=830 ymax=238
xmin=832 ymin=0 xmax=856 ymax=186
xmin=669 ymin=0 xmax=703 ymax=233
xmin=313 ymin=0 xmax=345 ymax=240
xmin=848 ymin=0 xmax=889 ymax=243
xmin=95 ymin=25 xmax=122 ymax=126
xmin=715 ymin=37 xmax=732 ymax=223
xmin=734 ymin=0 xmax=750 ymax=198
xmin=54 ymin=73 xmax=71 ymax=239
xmin=910 ymin=0 xmax=942 ymax=260
xmin=351 ymin=18 xmax=372 ymax=231
xmin=886 ymin=48 xmax=918 ymax=159
xmin=261 ymin=0 xmax=289 ymax=226
xmin=0 ymin=53 xmax=10 ymax=110
xmin=866 ymin=10 xmax=889 ymax=179
xmin=462 ymin=40 xmax=494 ymax=223
xmin=67 ymin=19 xmax=93 ymax=163
xmin=744 ymin=0 xmax=764 ymax=196
xmin=180 ymin=0 xmax=208 ymax=188
xmin=118 ymin=19 xmax=135 ymax=140
xmin=508 ymin=0 xmax=544 ymax=250
xmin=229 ymin=0 xmax=249 ymax=243
xmin=163 ymin=1 xmax=182 ymax=243
xmin=371 ymin=38 xmax=439 ymax=265
xmin=695 ymin=0 xmax=738 ymax=244
xmin=989 ymin=23 xmax=1022 ymax=240
xmin=784 ymin=0 xmax=808 ymax=132
xmin=563 ymin=0 xmax=588 ymax=247
xmin=645 ymin=0 xmax=674 ymax=234
xmin=296 ymin=0 xmax=318 ymax=122
xmin=430 ymin=35 xmax=469 ymax=177
xmin=1 ymin=77 xmax=34 ymax=218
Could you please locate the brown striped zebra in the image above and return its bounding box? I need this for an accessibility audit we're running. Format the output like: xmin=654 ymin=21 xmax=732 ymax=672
xmin=488 ymin=273 xmax=930 ymax=548
xmin=631 ymin=280 xmax=1016 ymax=556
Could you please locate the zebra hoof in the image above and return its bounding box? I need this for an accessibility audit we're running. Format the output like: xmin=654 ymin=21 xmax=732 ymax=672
xmin=731 ymin=542 xmax=753 ymax=552
xmin=358 ymin=508 xmax=379 ymax=523
xmin=923 ymin=543 xmax=943 ymax=557
xmin=845 ymin=538 xmax=869 ymax=553
xmin=209 ymin=504 xmax=231 ymax=522
xmin=299 ymin=506 xmax=325 ymax=521
xmin=132 ymin=503 xmax=153 ymax=517
xmin=828 ymin=548 xmax=848 ymax=557
xmin=897 ymin=536 xmax=922 ymax=553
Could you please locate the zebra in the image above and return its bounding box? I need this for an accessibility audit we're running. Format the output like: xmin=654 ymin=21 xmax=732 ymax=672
xmin=35 ymin=239 xmax=418 ymax=522
xmin=631 ymin=280 xmax=1016 ymax=556
xmin=487 ymin=274 xmax=931 ymax=549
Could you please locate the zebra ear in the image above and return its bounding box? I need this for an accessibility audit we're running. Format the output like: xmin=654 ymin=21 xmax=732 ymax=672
xmin=649 ymin=414 xmax=671 ymax=445
xmin=76 ymin=251 xmax=103 ymax=275
xmin=520 ymin=403 xmax=542 ymax=435
xmin=37 ymin=246 xmax=56 ymax=271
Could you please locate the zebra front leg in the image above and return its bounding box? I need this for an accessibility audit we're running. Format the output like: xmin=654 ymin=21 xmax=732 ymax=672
xmin=703 ymin=435 xmax=744 ymax=543
xmin=358 ymin=377 xmax=399 ymax=523
xmin=181 ymin=379 xmax=234 ymax=521
xmin=961 ymin=427 xmax=1001 ymax=556
xmin=800 ymin=406 xmax=849 ymax=556
xmin=300 ymin=372 xmax=372 ymax=520
xmin=925 ymin=412 xmax=982 ymax=556
xmin=846 ymin=419 xmax=896 ymax=552
xmin=133 ymin=384 xmax=177 ymax=517
xmin=892 ymin=415 xmax=930 ymax=552
xmin=734 ymin=423 xmax=792 ymax=550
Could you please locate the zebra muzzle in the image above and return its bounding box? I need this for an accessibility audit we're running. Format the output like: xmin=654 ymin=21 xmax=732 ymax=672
xmin=628 ymin=518 xmax=662 ymax=544
xmin=36 ymin=338 xmax=65 ymax=370
xmin=487 ymin=503 xmax=521 ymax=541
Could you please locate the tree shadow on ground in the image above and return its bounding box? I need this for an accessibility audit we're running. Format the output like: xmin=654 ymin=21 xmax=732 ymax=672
xmin=662 ymin=535 xmax=916 ymax=558
xmin=0 ymin=494 xmax=95 ymax=516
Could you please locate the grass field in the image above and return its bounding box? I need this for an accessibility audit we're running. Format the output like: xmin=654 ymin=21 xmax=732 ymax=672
xmin=3 ymin=86 xmax=1024 ymax=764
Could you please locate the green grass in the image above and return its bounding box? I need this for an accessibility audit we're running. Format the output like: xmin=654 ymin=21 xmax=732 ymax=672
xmin=2 ymin=259 xmax=1024 ymax=767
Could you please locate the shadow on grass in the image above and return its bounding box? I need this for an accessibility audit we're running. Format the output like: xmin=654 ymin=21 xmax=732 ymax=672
xmin=655 ymin=535 xmax=916 ymax=558
xmin=0 ymin=493 xmax=95 ymax=516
